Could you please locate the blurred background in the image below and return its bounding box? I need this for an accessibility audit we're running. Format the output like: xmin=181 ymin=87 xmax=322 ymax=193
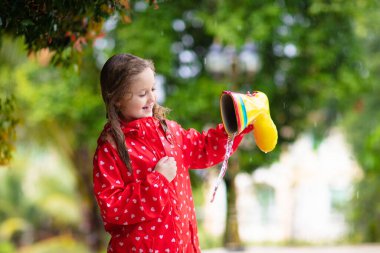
xmin=1 ymin=0 xmax=380 ymax=252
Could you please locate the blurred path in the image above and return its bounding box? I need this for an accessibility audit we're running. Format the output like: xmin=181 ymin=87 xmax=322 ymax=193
xmin=202 ymin=244 xmax=380 ymax=253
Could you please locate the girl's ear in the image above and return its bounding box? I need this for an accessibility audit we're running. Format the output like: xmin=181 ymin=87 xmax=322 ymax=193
xmin=115 ymin=101 xmax=121 ymax=108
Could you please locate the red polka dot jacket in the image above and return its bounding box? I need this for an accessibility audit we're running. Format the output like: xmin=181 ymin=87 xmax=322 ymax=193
xmin=93 ymin=116 xmax=252 ymax=253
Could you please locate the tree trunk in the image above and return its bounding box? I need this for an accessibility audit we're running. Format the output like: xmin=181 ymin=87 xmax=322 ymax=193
xmin=71 ymin=145 xmax=104 ymax=253
xmin=223 ymin=153 xmax=244 ymax=250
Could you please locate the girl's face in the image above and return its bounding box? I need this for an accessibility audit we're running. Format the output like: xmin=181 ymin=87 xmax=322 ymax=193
xmin=116 ymin=68 xmax=157 ymax=122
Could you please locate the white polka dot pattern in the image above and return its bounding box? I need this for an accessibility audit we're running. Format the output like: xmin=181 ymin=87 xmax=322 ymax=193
xmin=93 ymin=117 xmax=251 ymax=253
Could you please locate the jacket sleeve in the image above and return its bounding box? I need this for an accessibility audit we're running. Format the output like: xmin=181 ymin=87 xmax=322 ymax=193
xmin=173 ymin=121 xmax=253 ymax=169
xmin=93 ymin=142 xmax=170 ymax=226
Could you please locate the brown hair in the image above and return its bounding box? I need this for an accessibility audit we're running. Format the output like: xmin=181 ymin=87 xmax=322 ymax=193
xmin=100 ymin=53 xmax=169 ymax=171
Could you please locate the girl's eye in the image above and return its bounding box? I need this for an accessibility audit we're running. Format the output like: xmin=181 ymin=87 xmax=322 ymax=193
xmin=138 ymin=88 xmax=155 ymax=97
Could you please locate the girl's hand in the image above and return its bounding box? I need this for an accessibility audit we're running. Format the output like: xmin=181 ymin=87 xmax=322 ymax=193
xmin=155 ymin=156 xmax=177 ymax=182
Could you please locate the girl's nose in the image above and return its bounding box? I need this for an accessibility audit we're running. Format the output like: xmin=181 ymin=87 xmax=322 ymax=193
xmin=148 ymin=91 xmax=156 ymax=102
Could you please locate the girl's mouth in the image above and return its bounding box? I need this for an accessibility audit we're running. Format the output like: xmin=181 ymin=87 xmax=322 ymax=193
xmin=143 ymin=105 xmax=153 ymax=111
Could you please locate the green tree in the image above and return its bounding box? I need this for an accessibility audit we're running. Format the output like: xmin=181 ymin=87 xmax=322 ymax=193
xmin=0 ymin=96 xmax=17 ymax=165
xmin=344 ymin=84 xmax=380 ymax=242
xmin=0 ymin=144 xmax=84 ymax=252
xmin=0 ymin=0 xmax=160 ymax=63
xmin=0 ymin=36 xmax=24 ymax=166
xmin=195 ymin=0 xmax=368 ymax=248
xmin=342 ymin=0 xmax=380 ymax=242
xmin=17 ymin=59 xmax=106 ymax=251
xmin=0 ymin=36 xmax=106 ymax=252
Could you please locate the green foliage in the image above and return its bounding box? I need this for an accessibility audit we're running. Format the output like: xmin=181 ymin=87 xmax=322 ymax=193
xmin=197 ymin=224 xmax=222 ymax=249
xmin=0 ymin=96 xmax=18 ymax=165
xmin=200 ymin=1 xmax=282 ymax=45
xmin=0 ymin=144 xmax=83 ymax=248
xmin=14 ymin=60 xmax=104 ymax=150
xmin=347 ymin=175 xmax=380 ymax=242
xmin=18 ymin=235 xmax=91 ymax=253
xmin=344 ymin=82 xmax=380 ymax=242
xmin=344 ymin=91 xmax=380 ymax=173
xmin=0 ymin=0 xmax=159 ymax=65
xmin=197 ymin=0 xmax=368 ymax=171
xmin=0 ymin=241 xmax=15 ymax=253
xmin=0 ymin=37 xmax=23 ymax=165
xmin=339 ymin=0 xmax=380 ymax=242
xmin=165 ymin=77 xmax=226 ymax=130
xmin=112 ymin=1 xmax=177 ymax=75
xmin=0 ymin=0 xmax=127 ymax=64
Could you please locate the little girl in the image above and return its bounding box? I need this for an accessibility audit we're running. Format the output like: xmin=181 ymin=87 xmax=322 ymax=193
xmin=93 ymin=53 xmax=252 ymax=253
